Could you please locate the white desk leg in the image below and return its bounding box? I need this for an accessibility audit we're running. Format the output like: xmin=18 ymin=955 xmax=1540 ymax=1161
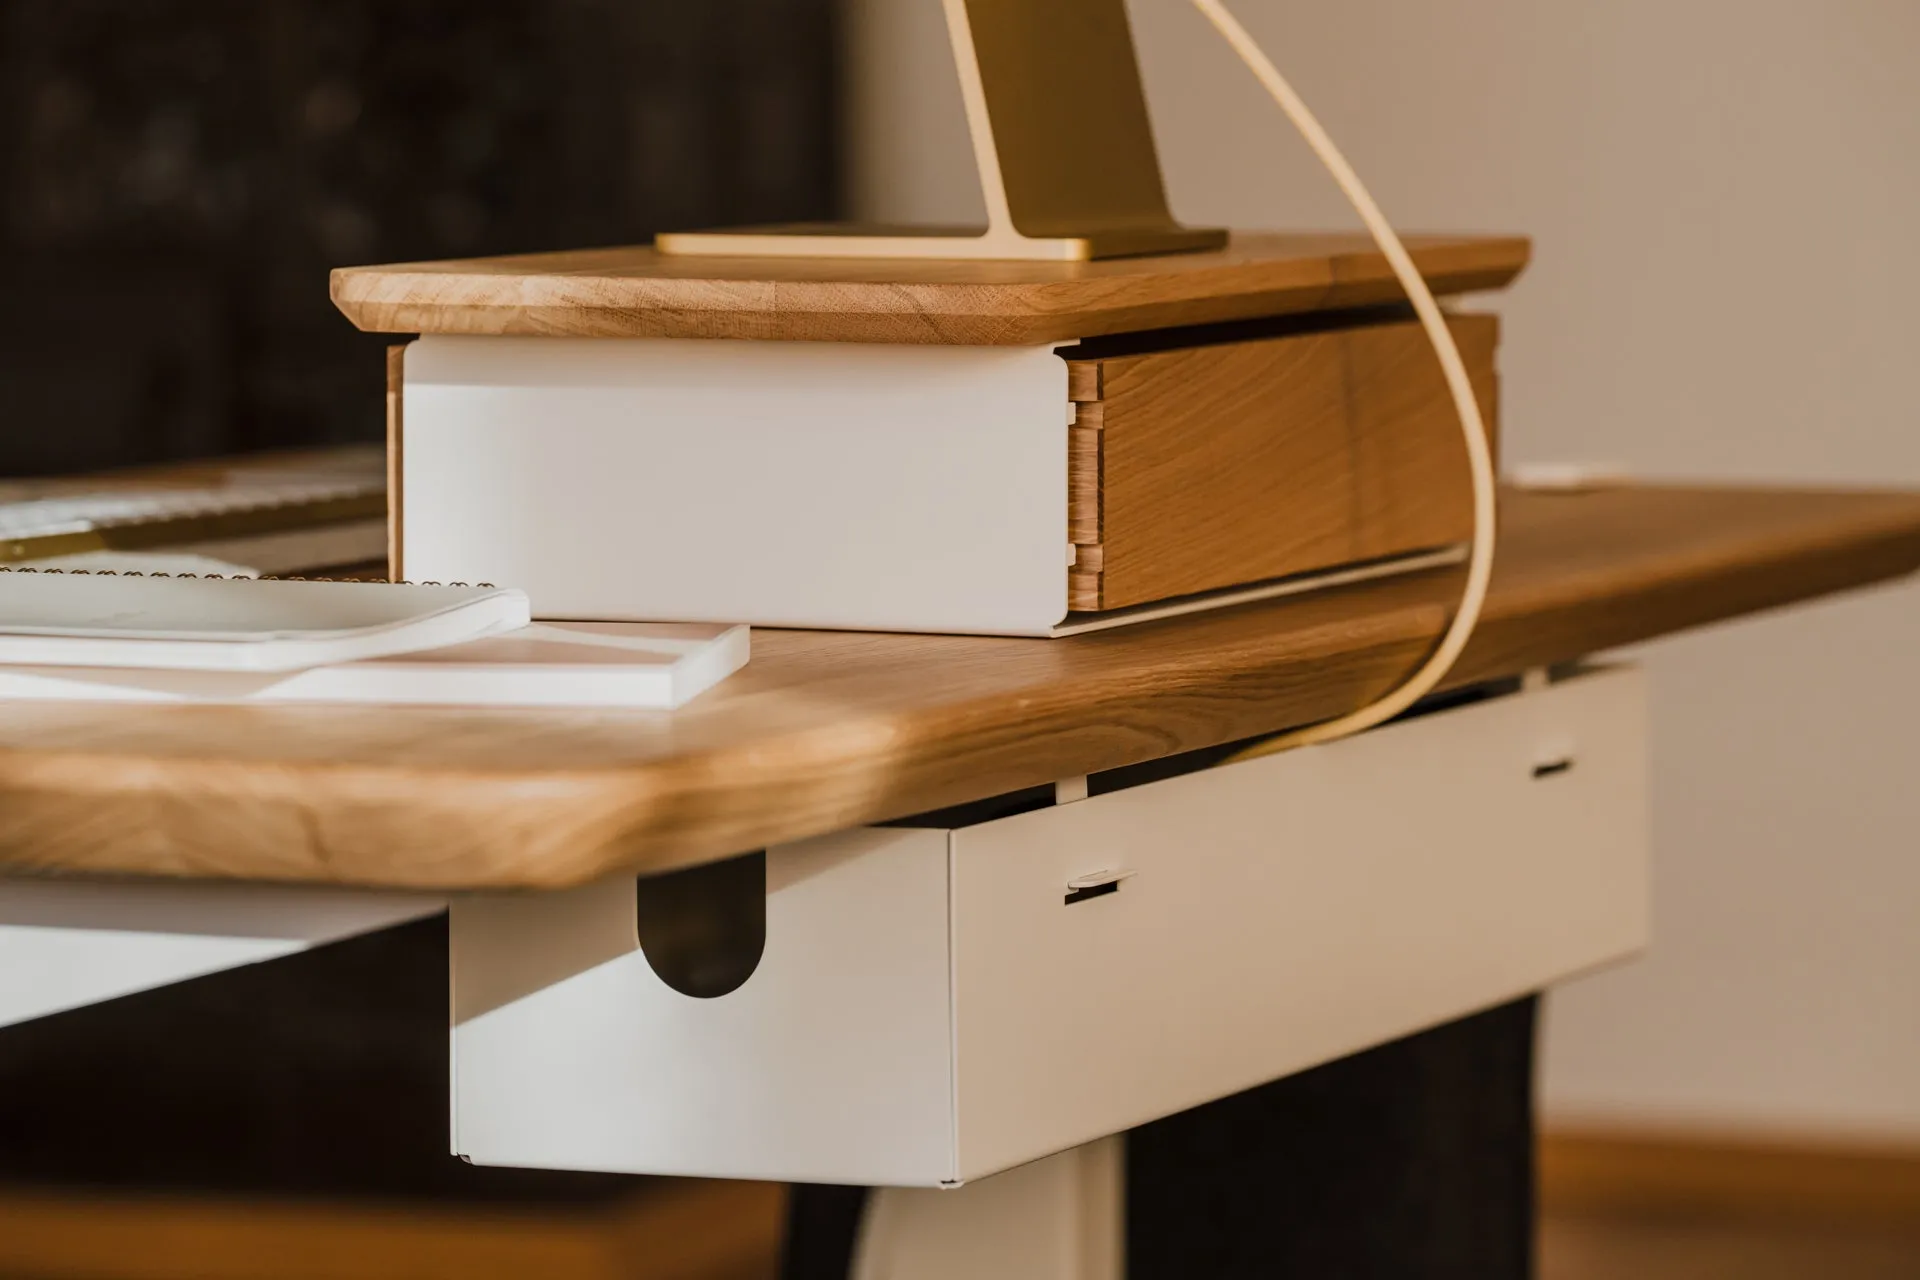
xmin=852 ymin=1137 xmax=1122 ymax=1280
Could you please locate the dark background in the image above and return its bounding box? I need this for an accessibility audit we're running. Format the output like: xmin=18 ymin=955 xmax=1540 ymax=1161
xmin=0 ymin=0 xmax=840 ymax=476
xmin=0 ymin=0 xmax=838 ymax=1202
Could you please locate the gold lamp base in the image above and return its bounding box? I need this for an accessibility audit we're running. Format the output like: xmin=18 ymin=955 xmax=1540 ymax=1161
xmin=655 ymin=223 xmax=1228 ymax=264
xmin=657 ymin=0 xmax=1225 ymax=264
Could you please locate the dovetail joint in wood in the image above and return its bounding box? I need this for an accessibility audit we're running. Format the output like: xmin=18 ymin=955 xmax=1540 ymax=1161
xmin=386 ymin=343 xmax=408 ymax=583
xmin=1066 ymin=357 xmax=1108 ymax=610
xmin=1067 ymin=363 xmax=1106 ymax=610
xmin=1067 ymin=571 xmax=1103 ymax=612
xmin=1069 ymin=425 xmax=1103 ymax=543
xmin=1066 ymin=360 xmax=1102 ymax=403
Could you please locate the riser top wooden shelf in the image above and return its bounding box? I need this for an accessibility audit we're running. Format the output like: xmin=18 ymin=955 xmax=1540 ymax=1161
xmin=329 ymin=232 xmax=1530 ymax=346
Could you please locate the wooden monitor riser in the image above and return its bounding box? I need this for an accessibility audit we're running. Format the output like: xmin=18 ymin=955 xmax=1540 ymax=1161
xmin=337 ymin=233 xmax=1526 ymax=630
xmin=329 ymin=233 xmax=1530 ymax=345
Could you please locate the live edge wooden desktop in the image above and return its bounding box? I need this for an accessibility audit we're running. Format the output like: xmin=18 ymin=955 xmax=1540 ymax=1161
xmin=3 ymin=485 xmax=1919 ymax=1278
xmin=4 ymin=238 xmax=1920 ymax=1280
xmin=3 ymin=485 xmax=1916 ymax=890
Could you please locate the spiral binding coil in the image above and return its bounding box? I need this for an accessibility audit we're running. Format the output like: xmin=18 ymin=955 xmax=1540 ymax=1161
xmin=0 ymin=566 xmax=495 ymax=588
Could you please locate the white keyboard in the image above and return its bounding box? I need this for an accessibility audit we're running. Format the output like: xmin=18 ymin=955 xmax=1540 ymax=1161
xmin=0 ymin=479 xmax=382 ymax=541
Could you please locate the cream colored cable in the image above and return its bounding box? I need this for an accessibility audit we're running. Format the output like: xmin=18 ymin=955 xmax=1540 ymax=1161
xmin=1191 ymin=0 xmax=1498 ymax=761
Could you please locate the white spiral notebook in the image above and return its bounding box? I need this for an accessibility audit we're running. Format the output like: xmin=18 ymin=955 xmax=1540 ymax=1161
xmin=0 ymin=572 xmax=750 ymax=708
xmin=0 ymin=620 xmax=750 ymax=709
xmin=0 ymin=572 xmax=530 ymax=671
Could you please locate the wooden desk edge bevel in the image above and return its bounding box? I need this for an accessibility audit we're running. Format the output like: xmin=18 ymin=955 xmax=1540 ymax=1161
xmin=327 ymin=233 xmax=1531 ymax=345
xmin=0 ymin=486 xmax=1916 ymax=892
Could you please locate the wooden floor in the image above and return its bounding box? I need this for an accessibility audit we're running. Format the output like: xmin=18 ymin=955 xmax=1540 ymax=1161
xmin=1540 ymin=1132 xmax=1920 ymax=1277
xmin=3 ymin=1198 xmax=1919 ymax=1279
xmin=5 ymin=1134 xmax=1920 ymax=1279
xmin=1542 ymin=1211 xmax=1920 ymax=1280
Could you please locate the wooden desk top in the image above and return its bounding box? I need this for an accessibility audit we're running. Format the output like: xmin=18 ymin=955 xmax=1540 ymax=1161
xmin=329 ymin=233 xmax=1530 ymax=346
xmin=0 ymin=484 xmax=1915 ymax=891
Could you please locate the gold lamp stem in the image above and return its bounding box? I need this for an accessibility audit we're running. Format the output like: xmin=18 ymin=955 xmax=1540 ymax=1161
xmin=656 ymin=0 xmax=1226 ymax=263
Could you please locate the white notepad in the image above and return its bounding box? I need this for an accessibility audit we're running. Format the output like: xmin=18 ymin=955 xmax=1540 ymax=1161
xmin=0 ymin=621 xmax=748 ymax=709
xmin=0 ymin=572 xmax=530 ymax=671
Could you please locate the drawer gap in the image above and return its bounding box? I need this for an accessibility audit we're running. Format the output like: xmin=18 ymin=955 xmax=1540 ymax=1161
xmin=882 ymin=784 xmax=1056 ymax=830
xmin=1061 ymin=301 xmax=1417 ymax=362
xmin=884 ymin=676 xmax=1537 ymax=830
xmin=1087 ymin=675 xmax=1527 ymax=798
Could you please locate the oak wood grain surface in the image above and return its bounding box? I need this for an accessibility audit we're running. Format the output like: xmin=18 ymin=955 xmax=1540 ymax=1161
xmin=1542 ymin=1131 xmax=1920 ymax=1224
xmin=0 ymin=485 xmax=1916 ymax=890
xmin=329 ymin=232 xmax=1529 ymax=345
xmin=1074 ymin=314 xmax=1499 ymax=610
xmin=0 ymin=1180 xmax=785 ymax=1280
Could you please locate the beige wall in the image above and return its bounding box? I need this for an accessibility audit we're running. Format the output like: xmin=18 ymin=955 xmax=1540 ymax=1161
xmin=847 ymin=0 xmax=1920 ymax=1142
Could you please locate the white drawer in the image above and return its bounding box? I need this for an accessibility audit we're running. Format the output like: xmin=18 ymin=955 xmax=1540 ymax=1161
xmin=450 ymin=664 xmax=1647 ymax=1187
